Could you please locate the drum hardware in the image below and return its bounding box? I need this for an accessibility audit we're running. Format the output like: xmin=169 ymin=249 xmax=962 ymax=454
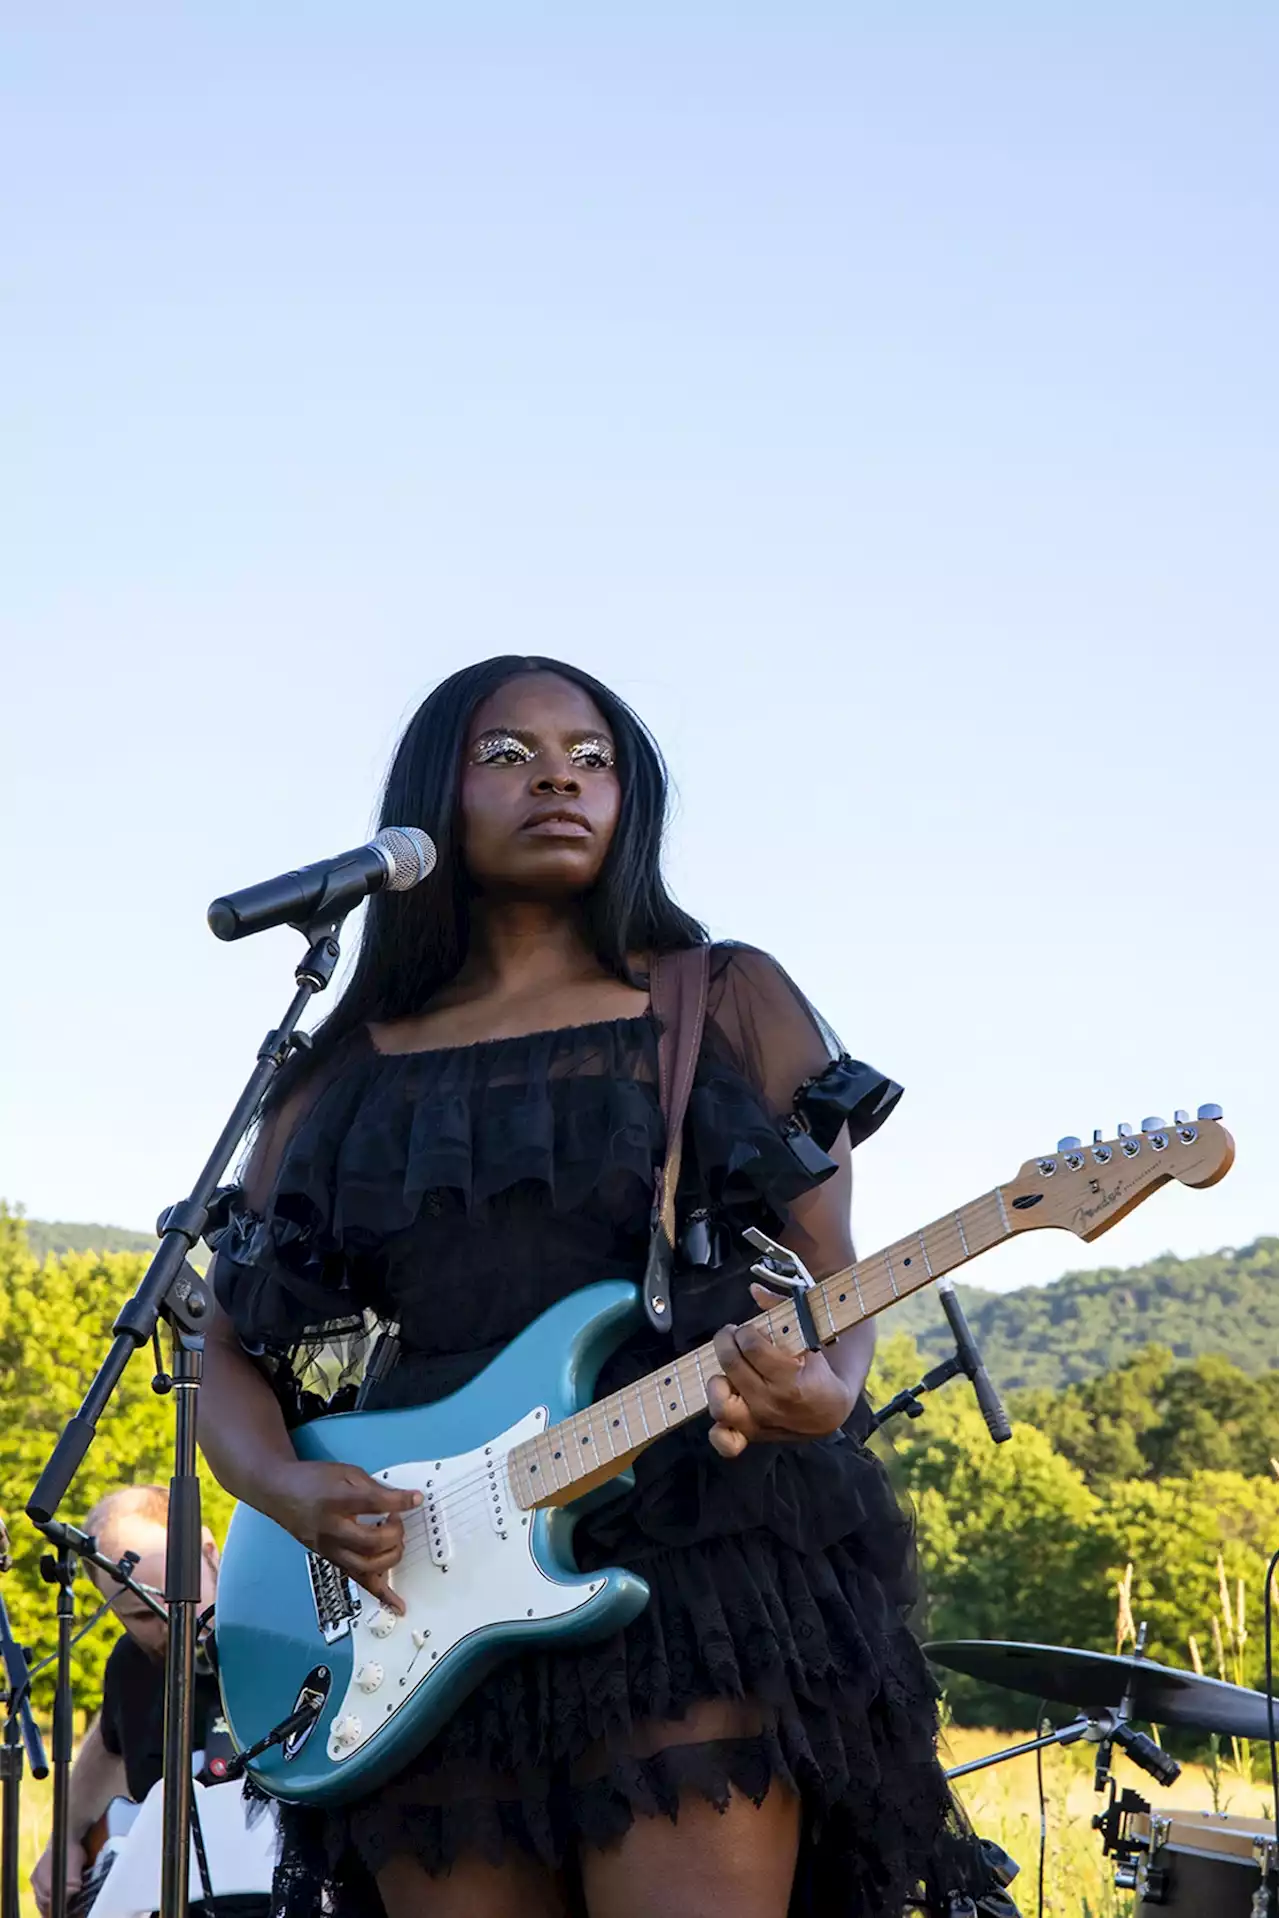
xmin=1096 ymin=1795 xmax=1277 ymax=1916
xmin=934 ymin=1629 xmax=1182 ymax=1793
xmin=930 ymin=1635 xmax=1279 ymax=1918
xmin=925 ymin=1638 xmax=1278 ymax=1743
xmin=1093 ymin=1785 xmax=1161 ymax=1893
xmin=942 ymin=1705 xmax=1179 ymax=1791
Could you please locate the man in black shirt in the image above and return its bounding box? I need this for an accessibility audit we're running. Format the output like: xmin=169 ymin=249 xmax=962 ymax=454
xmin=30 ymin=1484 xmax=222 ymax=1918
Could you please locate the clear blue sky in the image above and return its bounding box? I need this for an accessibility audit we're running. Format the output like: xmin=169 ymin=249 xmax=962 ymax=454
xmin=2 ymin=6 xmax=1274 ymax=1292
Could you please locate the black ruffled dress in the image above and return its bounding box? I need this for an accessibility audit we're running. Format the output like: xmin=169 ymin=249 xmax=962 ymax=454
xmin=209 ymin=946 xmax=969 ymax=1918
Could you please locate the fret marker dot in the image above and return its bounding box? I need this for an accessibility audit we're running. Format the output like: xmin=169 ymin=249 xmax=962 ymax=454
xmin=582 ymin=1435 xmax=591 ymax=1444
xmin=903 ymin=1257 xmax=912 ymax=1267
xmin=839 ymin=1293 xmax=846 ymax=1302
xmin=782 ymin=1325 xmax=790 ymax=1335
xmin=554 ymin=1451 xmax=561 ymax=1460
xmin=612 ymin=1418 xmax=620 ymax=1427
xmin=669 ymin=1402 xmax=676 ymax=1410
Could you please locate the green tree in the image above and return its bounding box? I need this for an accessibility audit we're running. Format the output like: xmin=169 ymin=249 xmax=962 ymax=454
xmin=0 ymin=1205 xmax=234 ymax=1714
xmin=1011 ymin=1344 xmax=1171 ymax=1483
xmin=1144 ymin=1356 xmax=1278 ymax=1479
xmin=1010 ymin=1347 xmax=1278 ymax=1487
xmin=1097 ymin=1472 xmax=1278 ymax=1690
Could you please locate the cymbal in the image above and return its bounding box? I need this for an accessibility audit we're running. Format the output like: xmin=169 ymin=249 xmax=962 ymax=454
xmin=924 ymin=1639 xmax=1278 ymax=1742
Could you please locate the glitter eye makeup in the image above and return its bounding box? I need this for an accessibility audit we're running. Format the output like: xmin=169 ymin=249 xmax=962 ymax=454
xmin=567 ymin=737 xmax=616 ymax=770
xmin=469 ymin=731 xmax=616 ymax=770
xmin=470 ymin=732 xmax=535 ymax=766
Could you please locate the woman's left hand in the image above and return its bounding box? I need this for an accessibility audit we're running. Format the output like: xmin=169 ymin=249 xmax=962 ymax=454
xmin=707 ymin=1283 xmax=856 ymax=1459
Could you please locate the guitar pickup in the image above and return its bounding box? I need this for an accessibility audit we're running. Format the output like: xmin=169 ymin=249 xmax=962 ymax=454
xmin=485 ymin=1462 xmax=510 ymax=1539
xmin=423 ymin=1487 xmax=450 ymax=1567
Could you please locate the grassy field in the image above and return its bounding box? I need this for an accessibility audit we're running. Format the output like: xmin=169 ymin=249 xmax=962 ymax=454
xmin=13 ymin=1729 xmax=1275 ymax=1916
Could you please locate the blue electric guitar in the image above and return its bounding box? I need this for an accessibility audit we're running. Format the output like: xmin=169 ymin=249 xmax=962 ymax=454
xmin=214 ymin=1108 xmax=1233 ymax=1805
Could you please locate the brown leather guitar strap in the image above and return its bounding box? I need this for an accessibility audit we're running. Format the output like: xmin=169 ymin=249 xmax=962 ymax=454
xmin=642 ymin=944 xmax=711 ymax=1332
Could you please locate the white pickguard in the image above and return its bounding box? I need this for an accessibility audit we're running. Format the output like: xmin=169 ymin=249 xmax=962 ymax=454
xmin=325 ymin=1407 xmax=605 ymax=1765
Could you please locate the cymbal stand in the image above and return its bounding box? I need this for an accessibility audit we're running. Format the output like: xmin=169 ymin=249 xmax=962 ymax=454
xmin=945 ymin=1705 xmax=1179 ymax=1791
xmin=945 ymin=1715 xmax=1091 ymax=1781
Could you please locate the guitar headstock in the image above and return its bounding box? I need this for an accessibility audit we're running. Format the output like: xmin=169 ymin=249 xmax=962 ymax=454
xmin=1002 ymin=1107 xmax=1235 ymax=1242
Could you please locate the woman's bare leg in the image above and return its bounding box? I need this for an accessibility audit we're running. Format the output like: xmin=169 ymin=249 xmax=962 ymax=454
xmin=580 ymin=1781 xmax=801 ymax=1918
xmin=377 ymin=1850 xmax=569 ymax=1918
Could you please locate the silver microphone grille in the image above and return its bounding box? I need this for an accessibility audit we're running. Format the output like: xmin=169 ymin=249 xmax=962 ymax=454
xmin=374 ymin=826 xmax=437 ymax=891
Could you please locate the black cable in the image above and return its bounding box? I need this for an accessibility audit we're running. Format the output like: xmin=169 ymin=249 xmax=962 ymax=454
xmin=1034 ymin=1697 xmax=1047 ymax=1918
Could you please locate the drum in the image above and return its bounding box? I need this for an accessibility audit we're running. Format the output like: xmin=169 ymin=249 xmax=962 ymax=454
xmin=1125 ymin=1808 xmax=1277 ymax=1916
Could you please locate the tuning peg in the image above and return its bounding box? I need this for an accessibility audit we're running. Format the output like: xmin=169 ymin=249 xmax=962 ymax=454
xmin=1173 ymin=1110 xmax=1190 ymax=1126
xmin=1057 ymin=1136 xmax=1082 ymax=1152
xmin=1141 ymin=1116 xmax=1167 ymax=1134
xmin=1196 ymin=1102 xmax=1223 ymax=1121
xmin=1117 ymin=1123 xmax=1135 ymax=1138
xmin=1092 ymin=1129 xmax=1104 ymax=1146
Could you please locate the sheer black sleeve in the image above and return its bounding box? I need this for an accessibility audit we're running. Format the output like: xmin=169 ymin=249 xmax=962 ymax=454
xmin=204 ymin=1034 xmax=377 ymax=1359
xmin=703 ymin=944 xmax=841 ymax=1121
xmin=679 ymin=943 xmax=902 ymax=1304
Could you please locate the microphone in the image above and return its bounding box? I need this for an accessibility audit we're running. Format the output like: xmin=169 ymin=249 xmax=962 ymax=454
xmin=936 ymin=1278 xmax=1012 ymax=1443
xmin=207 ymin=827 xmax=436 ymax=942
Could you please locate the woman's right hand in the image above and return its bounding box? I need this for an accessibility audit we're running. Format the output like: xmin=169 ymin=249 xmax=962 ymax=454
xmin=261 ymin=1460 xmax=422 ymax=1614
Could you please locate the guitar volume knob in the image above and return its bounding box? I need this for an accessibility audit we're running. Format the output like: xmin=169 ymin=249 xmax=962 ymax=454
xmin=332 ymin=1714 xmax=362 ymax=1750
xmin=370 ymin=1608 xmax=398 ymax=1639
xmin=356 ymin=1662 xmax=384 ymax=1693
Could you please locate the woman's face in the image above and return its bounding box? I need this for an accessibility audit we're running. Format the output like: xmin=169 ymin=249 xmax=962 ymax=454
xmin=460 ymin=672 xmax=622 ymax=897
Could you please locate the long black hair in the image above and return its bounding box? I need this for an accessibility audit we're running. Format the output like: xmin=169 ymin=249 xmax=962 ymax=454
xmin=267 ymin=656 xmax=705 ymax=1106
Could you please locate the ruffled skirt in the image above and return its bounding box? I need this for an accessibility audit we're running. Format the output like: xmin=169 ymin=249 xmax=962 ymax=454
xmin=266 ymin=1513 xmax=977 ymax=1918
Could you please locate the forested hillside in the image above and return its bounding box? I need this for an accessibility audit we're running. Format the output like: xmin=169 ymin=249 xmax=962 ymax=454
xmin=20 ymin=1217 xmax=158 ymax=1261
xmin=881 ymin=1237 xmax=1277 ymax=1390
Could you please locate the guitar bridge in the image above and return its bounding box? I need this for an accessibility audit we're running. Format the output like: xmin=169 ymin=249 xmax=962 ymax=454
xmin=307 ymin=1552 xmax=359 ymax=1644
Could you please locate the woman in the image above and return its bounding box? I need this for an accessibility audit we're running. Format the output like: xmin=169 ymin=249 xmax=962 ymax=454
xmin=200 ymin=657 xmax=974 ymax=1918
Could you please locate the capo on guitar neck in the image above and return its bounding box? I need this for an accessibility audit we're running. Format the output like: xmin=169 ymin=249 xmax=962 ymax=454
xmin=743 ymin=1229 xmax=822 ymax=1351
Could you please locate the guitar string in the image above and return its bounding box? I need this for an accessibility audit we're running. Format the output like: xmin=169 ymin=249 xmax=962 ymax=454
xmin=338 ymin=1137 xmax=1182 ymax=1553
xmin=310 ymin=1137 xmax=1196 ymax=1598
xmin=333 ymin=1186 xmax=1039 ymax=1594
xmin=338 ymin=1193 xmax=1012 ymax=1562
xmin=365 ymin=1192 xmax=1012 ymax=1548
xmin=406 ymin=1190 xmax=1009 ymax=1544
xmin=318 ymin=1147 xmax=1200 ymax=1596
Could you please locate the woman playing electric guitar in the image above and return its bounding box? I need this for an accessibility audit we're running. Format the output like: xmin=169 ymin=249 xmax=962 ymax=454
xmin=199 ymin=660 xmax=988 ymax=1918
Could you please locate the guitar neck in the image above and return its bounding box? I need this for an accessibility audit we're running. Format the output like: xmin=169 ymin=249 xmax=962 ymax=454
xmin=508 ymin=1186 xmax=1013 ymax=1510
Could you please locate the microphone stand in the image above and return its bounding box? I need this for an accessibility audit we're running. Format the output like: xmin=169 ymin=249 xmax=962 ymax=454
xmin=868 ymin=1291 xmax=1011 ymax=1442
xmin=24 ymin=911 xmax=352 ymax=1918
xmin=868 ymin=1350 xmax=970 ymax=1434
xmin=1 ymin=1583 xmax=48 ymax=1918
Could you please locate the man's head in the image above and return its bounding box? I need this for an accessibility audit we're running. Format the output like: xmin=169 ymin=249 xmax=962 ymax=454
xmin=81 ymin=1485 xmax=219 ymax=1660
